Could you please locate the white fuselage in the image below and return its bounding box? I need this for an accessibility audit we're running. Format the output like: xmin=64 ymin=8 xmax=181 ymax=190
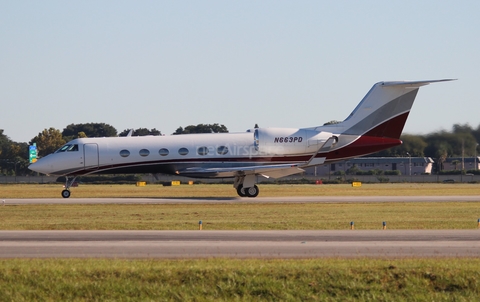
xmin=29 ymin=128 xmax=337 ymax=177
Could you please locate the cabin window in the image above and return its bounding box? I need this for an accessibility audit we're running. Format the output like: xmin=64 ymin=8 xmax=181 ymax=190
xmin=217 ymin=146 xmax=229 ymax=155
xmin=159 ymin=148 xmax=169 ymax=156
xmin=139 ymin=149 xmax=150 ymax=157
xmin=178 ymin=147 xmax=189 ymax=156
xmin=197 ymin=146 xmax=209 ymax=156
xmin=120 ymin=150 xmax=130 ymax=157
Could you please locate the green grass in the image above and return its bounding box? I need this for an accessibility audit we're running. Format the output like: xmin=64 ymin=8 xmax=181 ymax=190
xmin=1 ymin=258 xmax=480 ymax=301
xmin=2 ymin=183 xmax=480 ymax=300
xmin=1 ymin=183 xmax=480 ymax=198
xmin=1 ymin=202 xmax=479 ymax=230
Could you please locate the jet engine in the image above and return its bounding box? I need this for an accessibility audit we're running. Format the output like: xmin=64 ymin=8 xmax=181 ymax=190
xmin=253 ymin=128 xmax=334 ymax=155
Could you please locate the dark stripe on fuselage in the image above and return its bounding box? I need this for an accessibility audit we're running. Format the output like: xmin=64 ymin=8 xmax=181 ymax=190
xmin=59 ymin=155 xmax=312 ymax=177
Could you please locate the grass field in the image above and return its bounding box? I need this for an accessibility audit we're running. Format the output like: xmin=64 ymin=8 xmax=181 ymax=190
xmin=1 ymin=182 xmax=480 ymax=198
xmin=1 ymin=258 xmax=480 ymax=301
xmin=1 ymin=202 xmax=480 ymax=230
xmin=1 ymin=183 xmax=480 ymax=300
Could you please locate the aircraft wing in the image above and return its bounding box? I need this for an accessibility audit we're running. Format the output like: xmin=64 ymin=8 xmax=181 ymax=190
xmin=179 ymin=163 xmax=305 ymax=179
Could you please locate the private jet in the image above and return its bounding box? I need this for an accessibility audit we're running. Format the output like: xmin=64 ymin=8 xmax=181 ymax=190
xmin=29 ymin=79 xmax=454 ymax=198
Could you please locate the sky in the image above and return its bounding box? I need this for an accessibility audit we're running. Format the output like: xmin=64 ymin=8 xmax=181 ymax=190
xmin=1 ymin=1 xmax=478 ymax=143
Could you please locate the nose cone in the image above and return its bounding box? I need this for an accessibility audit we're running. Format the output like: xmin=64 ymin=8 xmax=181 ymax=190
xmin=29 ymin=156 xmax=55 ymax=174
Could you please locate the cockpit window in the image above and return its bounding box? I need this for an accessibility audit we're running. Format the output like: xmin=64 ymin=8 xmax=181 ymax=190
xmin=56 ymin=145 xmax=70 ymax=153
xmin=68 ymin=144 xmax=78 ymax=151
xmin=55 ymin=144 xmax=79 ymax=153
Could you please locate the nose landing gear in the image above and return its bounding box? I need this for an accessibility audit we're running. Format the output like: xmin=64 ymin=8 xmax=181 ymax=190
xmin=61 ymin=176 xmax=78 ymax=198
xmin=61 ymin=189 xmax=71 ymax=198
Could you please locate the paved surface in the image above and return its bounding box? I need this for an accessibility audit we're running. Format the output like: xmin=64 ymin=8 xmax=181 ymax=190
xmin=1 ymin=230 xmax=479 ymax=258
xmin=3 ymin=195 xmax=480 ymax=205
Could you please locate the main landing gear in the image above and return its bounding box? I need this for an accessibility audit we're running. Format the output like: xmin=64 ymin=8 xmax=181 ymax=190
xmin=236 ymin=184 xmax=259 ymax=198
xmin=234 ymin=174 xmax=259 ymax=198
xmin=61 ymin=176 xmax=77 ymax=198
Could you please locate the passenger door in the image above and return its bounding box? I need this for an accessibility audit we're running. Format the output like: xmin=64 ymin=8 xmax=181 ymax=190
xmin=84 ymin=143 xmax=99 ymax=170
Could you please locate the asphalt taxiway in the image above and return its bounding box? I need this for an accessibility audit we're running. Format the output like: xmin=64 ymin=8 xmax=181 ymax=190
xmin=0 ymin=230 xmax=479 ymax=259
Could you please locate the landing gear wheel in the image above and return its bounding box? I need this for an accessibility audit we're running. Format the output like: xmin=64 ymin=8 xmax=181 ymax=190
xmin=236 ymin=184 xmax=247 ymax=197
xmin=61 ymin=190 xmax=71 ymax=198
xmin=245 ymin=185 xmax=259 ymax=198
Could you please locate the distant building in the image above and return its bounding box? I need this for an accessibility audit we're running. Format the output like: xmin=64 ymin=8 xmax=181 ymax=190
xmin=442 ymin=157 xmax=480 ymax=171
xmin=305 ymin=157 xmax=435 ymax=176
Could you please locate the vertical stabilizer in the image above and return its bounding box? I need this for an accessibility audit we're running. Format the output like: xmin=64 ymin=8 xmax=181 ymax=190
xmin=340 ymin=79 xmax=454 ymax=139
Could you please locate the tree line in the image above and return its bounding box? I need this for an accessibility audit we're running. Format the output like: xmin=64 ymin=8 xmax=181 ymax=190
xmin=1 ymin=122 xmax=479 ymax=176
xmin=370 ymin=124 xmax=480 ymax=171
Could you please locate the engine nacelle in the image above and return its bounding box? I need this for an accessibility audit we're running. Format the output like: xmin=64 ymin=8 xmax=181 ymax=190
xmin=253 ymin=128 xmax=334 ymax=155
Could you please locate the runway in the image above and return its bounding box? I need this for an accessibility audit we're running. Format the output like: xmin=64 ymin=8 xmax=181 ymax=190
xmin=1 ymin=230 xmax=479 ymax=259
xmin=4 ymin=195 xmax=480 ymax=205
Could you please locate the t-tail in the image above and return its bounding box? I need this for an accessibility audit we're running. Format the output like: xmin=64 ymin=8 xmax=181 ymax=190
xmin=313 ymin=79 xmax=455 ymax=161
xmin=341 ymin=79 xmax=455 ymax=138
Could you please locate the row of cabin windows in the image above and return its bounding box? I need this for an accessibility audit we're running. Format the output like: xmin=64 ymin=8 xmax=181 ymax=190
xmin=119 ymin=146 xmax=229 ymax=158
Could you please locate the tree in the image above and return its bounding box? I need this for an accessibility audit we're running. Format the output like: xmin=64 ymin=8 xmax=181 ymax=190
xmin=346 ymin=164 xmax=361 ymax=175
xmin=173 ymin=124 xmax=228 ymax=135
xmin=452 ymin=123 xmax=474 ymax=134
xmin=0 ymin=130 xmax=31 ymax=175
xmin=474 ymin=125 xmax=480 ymax=144
xmin=30 ymin=128 xmax=66 ymax=157
xmin=451 ymin=160 xmax=461 ymax=170
xmin=0 ymin=130 xmax=12 ymax=174
xmin=424 ymin=130 xmax=476 ymax=158
xmin=0 ymin=129 xmax=10 ymax=159
xmin=400 ymin=135 xmax=428 ymax=157
xmin=62 ymin=123 xmax=117 ymax=141
xmin=118 ymin=128 xmax=162 ymax=137
xmin=430 ymin=142 xmax=449 ymax=173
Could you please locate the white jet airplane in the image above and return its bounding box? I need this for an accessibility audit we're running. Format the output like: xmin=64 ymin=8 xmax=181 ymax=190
xmin=29 ymin=79 xmax=454 ymax=198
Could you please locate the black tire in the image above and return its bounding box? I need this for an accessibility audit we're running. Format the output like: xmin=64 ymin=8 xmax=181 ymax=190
xmin=236 ymin=184 xmax=247 ymax=197
xmin=245 ymin=185 xmax=259 ymax=198
xmin=61 ymin=190 xmax=71 ymax=198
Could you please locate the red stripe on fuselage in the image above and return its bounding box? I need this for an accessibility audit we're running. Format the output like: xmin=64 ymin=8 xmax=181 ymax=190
xmin=321 ymin=112 xmax=407 ymax=161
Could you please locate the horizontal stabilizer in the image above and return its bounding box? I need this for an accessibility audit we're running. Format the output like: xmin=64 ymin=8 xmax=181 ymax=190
xmin=381 ymin=79 xmax=456 ymax=87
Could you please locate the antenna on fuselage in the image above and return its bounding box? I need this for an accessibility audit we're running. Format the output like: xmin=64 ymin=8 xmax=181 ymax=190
xmin=126 ymin=129 xmax=134 ymax=137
